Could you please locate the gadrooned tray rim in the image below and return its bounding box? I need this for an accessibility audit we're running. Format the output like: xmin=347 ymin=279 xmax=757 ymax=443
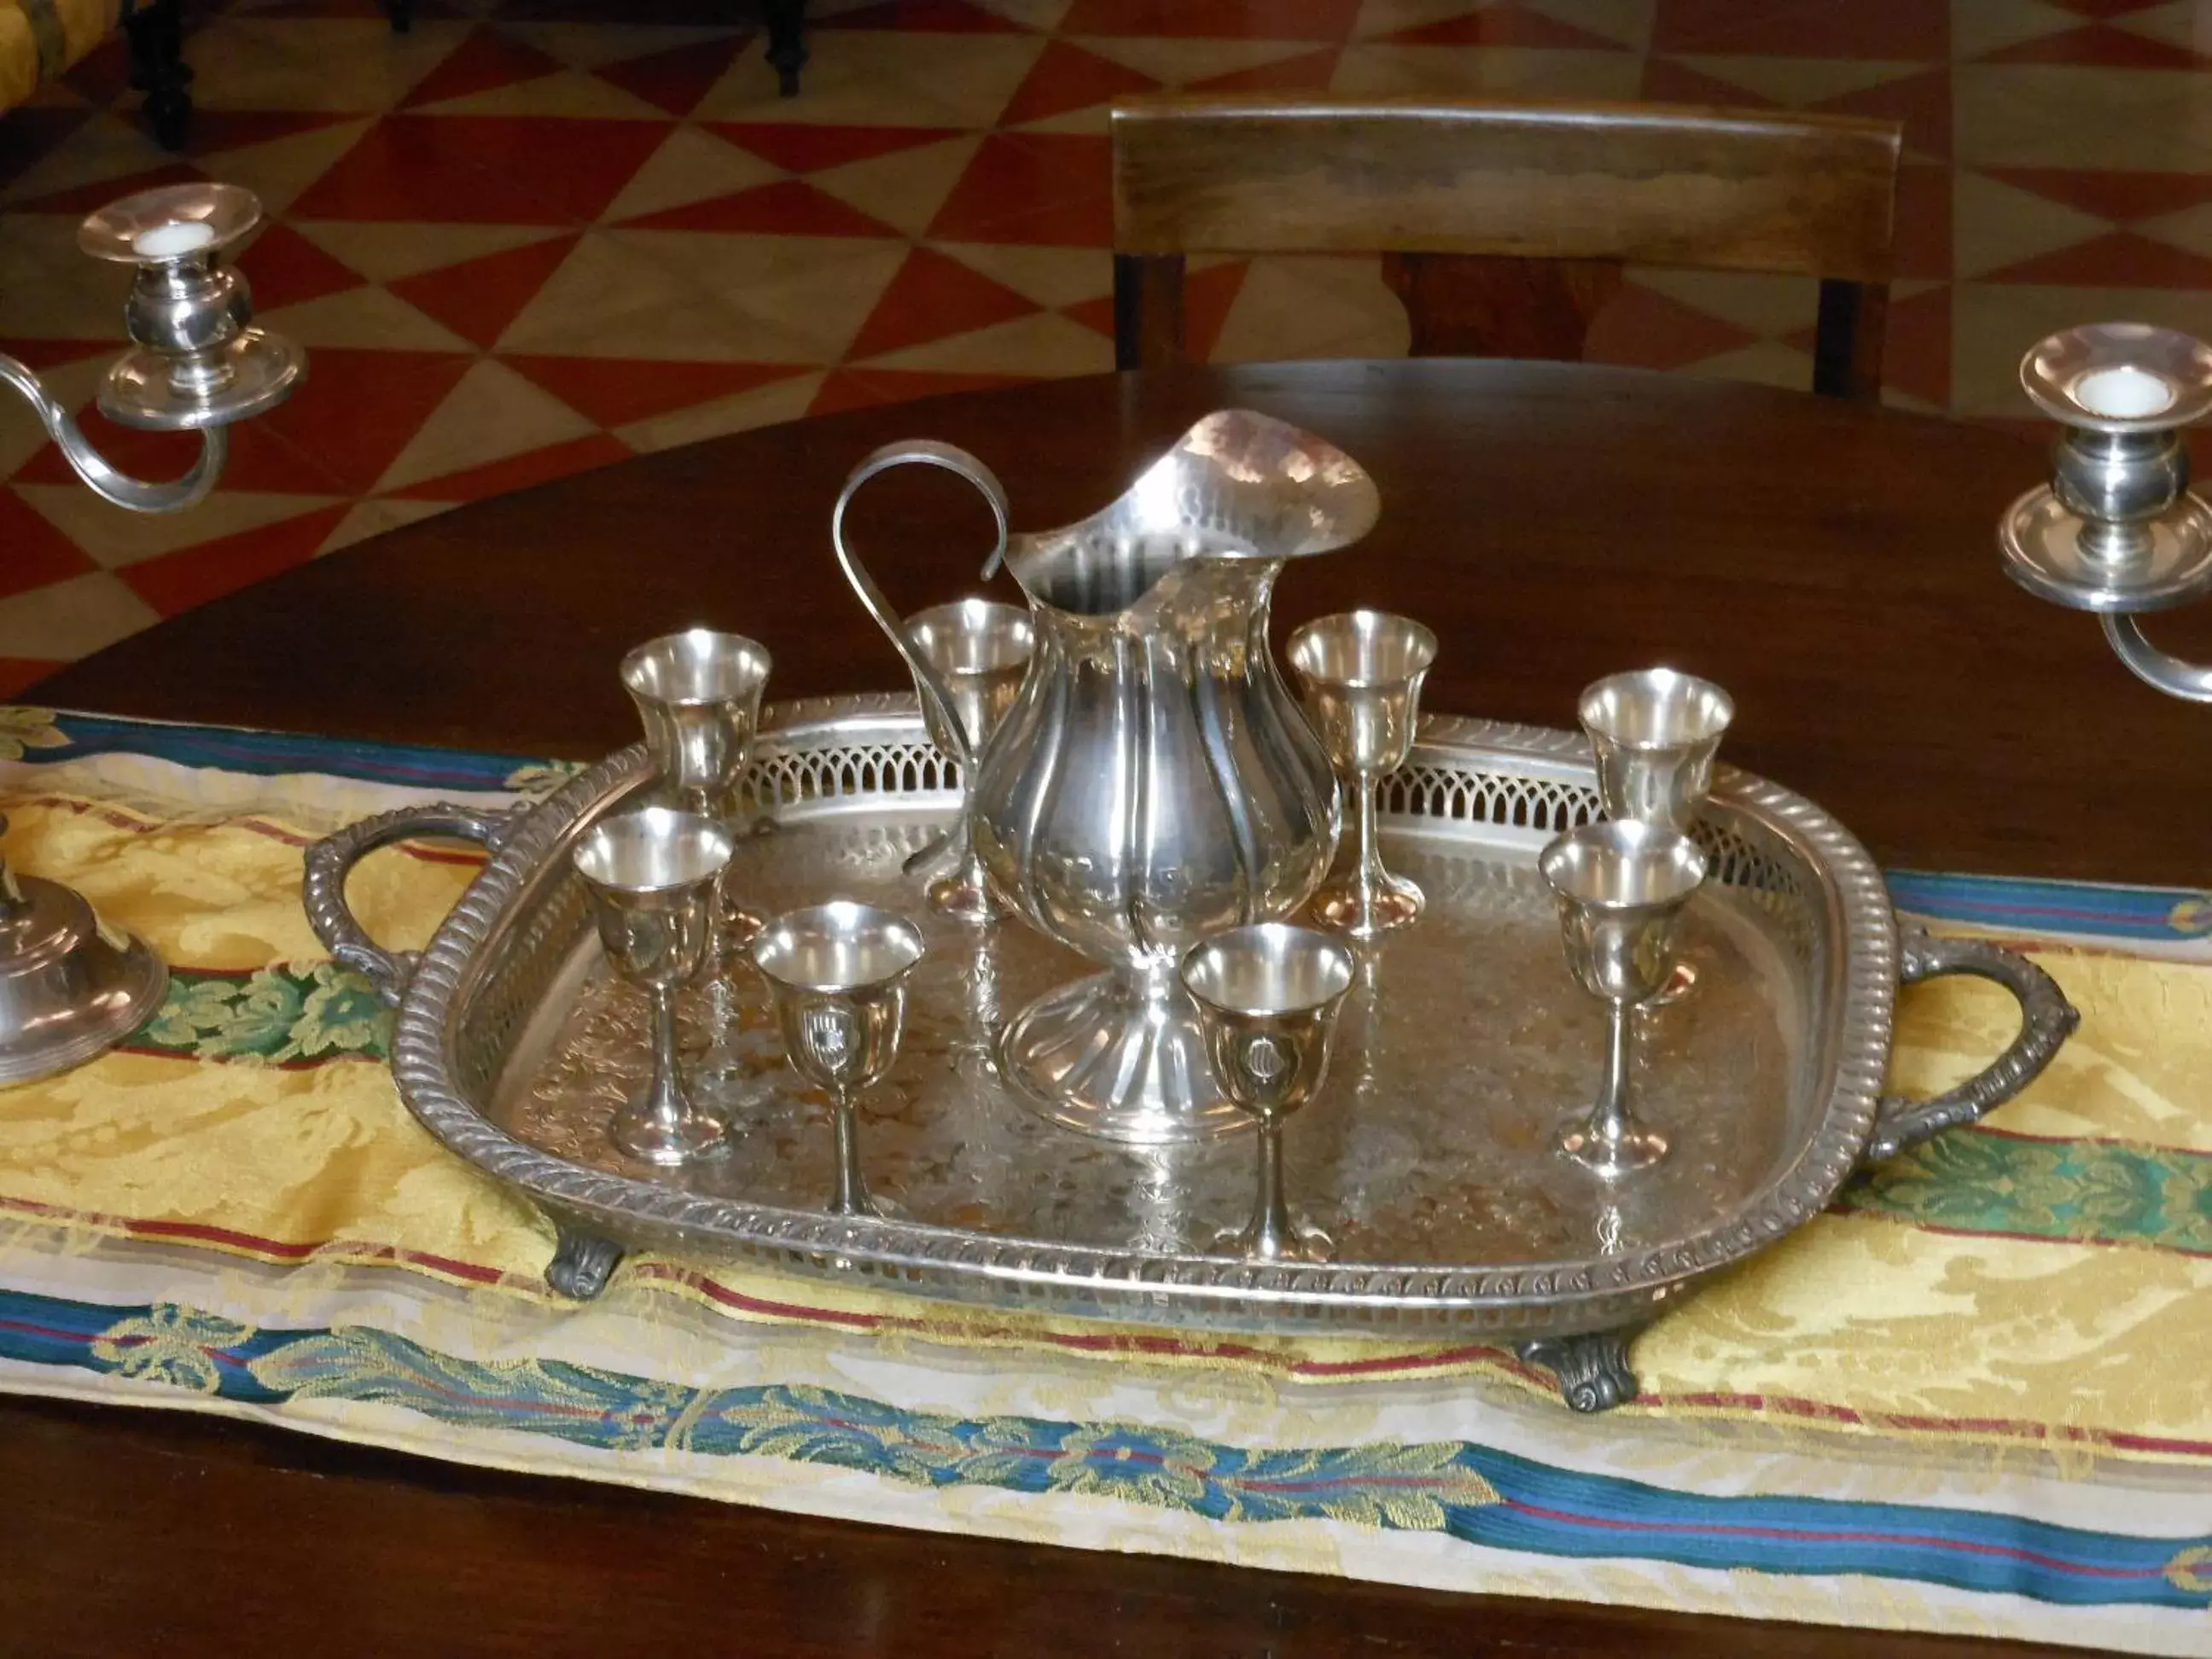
xmin=387 ymin=693 xmax=1898 ymax=1334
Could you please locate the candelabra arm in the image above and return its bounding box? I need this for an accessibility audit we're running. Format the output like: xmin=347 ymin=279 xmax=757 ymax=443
xmin=2099 ymin=613 xmax=2212 ymax=703
xmin=0 ymin=352 xmax=226 ymax=514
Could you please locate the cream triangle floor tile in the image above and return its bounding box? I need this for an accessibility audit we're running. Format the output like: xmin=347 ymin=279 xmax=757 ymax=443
xmin=1684 ymin=341 xmax=1817 ymax=395
xmin=935 ymin=242 xmax=1113 ymax=307
xmin=375 ymin=358 xmax=601 ymax=492
xmin=1354 ymin=0 xmax=1487 ymax=38
xmin=498 ymin=23 xmax=745 ymax=70
xmin=862 ymin=311 xmax=1112 ymax=376
xmin=604 ymin=127 xmax=786 ymax=222
xmin=613 ymin=227 xmax=908 ymax=298
xmin=1955 ymin=67 xmax=2212 ymax=170
xmin=195 ymin=120 xmax=380 ymax=218
xmin=0 ymin=113 xmax=175 ymax=208
xmin=1950 ymin=0 xmax=2080 ymax=61
xmin=188 ymin=18 xmax=476 ymax=112
xmin=1211 ymin=255 xmax=1410 ymax=364
xmin=1330 ymin=43 xmax=1642 ymax=98
xmin=317 ymin=496 xmax=454 ymax=556
xmin=616 ymin=371 xmax=829 ymax=454
xmin=414 ymin=69 xmax=673 ymax=121
xmin=695 ymin=32 xmax=1045 ymax=128
xmin=508 ymin=291 xmax=826 ymax=364
xmin=809 ymin=136 xmax=984 ymax=238
xmin=0 ymin=570 xmax=157 ymax=659
xmin=719 ymin=253 xmax=917 ymax=360
xmin=496 ymin=229 xmax=708 ymax=348
xmin=1953 ymin=171 xmax=2111 ymax=279
xmin=2137 ymin=200 xmax=2212 ymax=260
xmin=1668 ymin=55 xmax=1927 ymax=104
xmin=1631 ymin=270 xmax=1819 ymax=336
xmin=1881 ymin=386 xmax=1946 ymax=417
xmin=1954 ymin=283 xmax=2212 ymax=415
xmin=290 ymin=220 xmax=566 ymax=284
xmin=259 ymin=286 xmax=475 ymax=353
xmin=969 ymin=0 xmax=1070 ymax=26
xmin=1008 ymin=105 xmax=1114 ymax=137
xmin=21 ymin=487 xmax=341 ymax=570
xmin=1517 ymin=0 xmax=1653 ymax=51
xmin=2114 ymin=3 xmax=2212 ymax=55
xmin=1073 ymin=37 xmax=1323 ymax=82
xmin=0 ymin=217 xmax=129 ymax=338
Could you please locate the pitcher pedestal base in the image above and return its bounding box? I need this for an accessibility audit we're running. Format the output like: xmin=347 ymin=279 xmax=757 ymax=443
xmin=999 ymin=969 xmax=1251 ymax=1144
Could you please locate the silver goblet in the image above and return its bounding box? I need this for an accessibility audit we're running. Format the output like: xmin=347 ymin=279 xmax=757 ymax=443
xmin=1180 ymin=923 xmax=1356 ymax=1261
xmin=900 ymin=598 xmax=1033 ymax=921
xmin=1287 ymin=611 xmax=1439 ymax=940
xmin=753 ymin=900 xmax=927 ymax=1219
xmin=1578 ymin=666 xmax=1731 ymax=1002
xmin=1539 ymin=819 xmax=1707 ymax=1178
xmin=572 ymin=806 xmax=737 ymax=1168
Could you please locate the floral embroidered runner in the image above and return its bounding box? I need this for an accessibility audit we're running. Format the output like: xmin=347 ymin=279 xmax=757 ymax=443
xmin=1 ymin=710 xmax=2208 ymax=1656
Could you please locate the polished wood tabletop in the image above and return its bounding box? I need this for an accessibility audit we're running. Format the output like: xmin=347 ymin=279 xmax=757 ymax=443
xmin=13 ymin=358 xmax=2176 ymax=1658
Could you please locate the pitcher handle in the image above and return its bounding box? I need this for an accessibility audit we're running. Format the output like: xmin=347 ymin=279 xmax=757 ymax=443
xmin=831 ymin=440 xmax=1013 ymax=770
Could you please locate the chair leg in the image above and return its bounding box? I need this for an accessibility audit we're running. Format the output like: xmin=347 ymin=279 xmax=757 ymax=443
xmin=122 ymin=0 xmax=193 ymax=153
xmin=763 ymin=0 xmax=806 ymax=96
xmin=383 ymin=0 xmax=414 ymax=33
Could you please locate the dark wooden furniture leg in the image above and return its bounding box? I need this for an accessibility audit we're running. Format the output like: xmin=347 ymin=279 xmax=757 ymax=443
xmin=383 ymin=0 xmax=414 ymax=33
xmin=764 ymin=0 xmax=806 ymax=96
xmin=121 ymin=0 xmax=191 ymax=153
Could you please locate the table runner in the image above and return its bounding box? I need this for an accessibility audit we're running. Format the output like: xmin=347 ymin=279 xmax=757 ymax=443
xmin=0 ymin=708 xmax=2206 ymax=1656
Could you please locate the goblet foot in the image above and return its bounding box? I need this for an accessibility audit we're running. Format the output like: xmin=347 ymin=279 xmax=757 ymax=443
xmin=905 ymin=824 xmax=999 ymax=921
xmin=1000 ymin=969 xmax=1249 ymax=1144
xmin=1208 ymin=1216 xmax=1335 ymax=1264
xmin=1309 ymin=868 xmax=1424 ymax=939
xmin=1559 ymin=1119 xmax=1668 ymax=1178
xmin=613 ymin=1099 xmax=730 ymax=1167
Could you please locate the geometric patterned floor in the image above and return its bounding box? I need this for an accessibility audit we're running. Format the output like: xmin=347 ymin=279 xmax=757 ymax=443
xmin=3 ymin=0 xmax=2210 ymax=694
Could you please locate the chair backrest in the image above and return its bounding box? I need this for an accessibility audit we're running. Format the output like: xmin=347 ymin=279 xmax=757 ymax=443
xmin=1109 ymin=96 xmax=1904 ymax=399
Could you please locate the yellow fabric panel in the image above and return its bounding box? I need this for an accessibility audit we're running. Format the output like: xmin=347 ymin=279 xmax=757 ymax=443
xmin=0 ymin=0 xmax=119 ymax=108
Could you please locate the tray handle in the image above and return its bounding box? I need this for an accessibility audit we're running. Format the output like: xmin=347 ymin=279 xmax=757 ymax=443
xmin=304 ymin=804 xmax=515 ymax=1009
xmin=1864 ymin=928 xmax=2080 ymax=1166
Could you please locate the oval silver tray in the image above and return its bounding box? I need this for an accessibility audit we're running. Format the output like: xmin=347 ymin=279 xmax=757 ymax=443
xmin=306 ymin=694 xmax=2075 ymax=1412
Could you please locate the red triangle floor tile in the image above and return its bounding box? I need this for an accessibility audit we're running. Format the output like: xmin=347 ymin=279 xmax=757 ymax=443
xmin=705 ymin=122 xmax=959 ymax=173
xmin=237 ymin=222 xmax=369 ymax=311
xmin=1979 ymin=230 xmax=2212 ymax=288
xmin=846 ymin=247 xmax=1041 ymax=360
xmin=1978 ymin=22 xmax=2212 ymax=67
xmin=59 ymin=33 xmax=134 ymax=104
xmin=1815 ymin=66 xmax=1951 ymax=163
xmin=290 ymin=115 xmax=670 ymax=224
xmin=814 ymin=1 xmax=1025 ymax=32
xmin=183 ymin=110 xmax=365 ymax=155
xmin=1057 ymin=0 xmax=1362 ymax=40
xmin=0 ymin=659 xmax=62 ymax=699
xmin=121 ymin=504 xmax=354 ymax=620
xmin=247 ymin=347 xmax=477 ymax=493
xmin=620 ymin=178 xmax=899 ymax=237
xmin=0 ymin=490 xmax=97 ymax=602
xmin=502 ymin=357 xmax=806 ymax=426
xmin=1583 ymin=284 xmax=1758 ymax=373
xmin=999 ymin=39 xmax=1159 ymax=128
xmin=0 ymin=338 xmax=114 ymax=374
xmin=808 ymin=367 xmax=1029 ymax=417
xmin=927 ymin=132 xmax=1113 ymax=246
xmin=13 ymin=161 xmax=207 ymax=215
xmin=388 ymin=433 xmax=632 ymax=503
xmin=1064 ymin=259 xmax=1246 ymax=362
xmin=1889 ymin=161 xmax=1952 ymax=282
xmin=1382 ymin=4 xmax=1627 ymax=50
xmin=591 ymin=35 xmax=748 ymax=117
xmin=1982 ymin=166 xmax=2212 ymax=224
xmin=402 ymin=26 xmax=566 ymax=108
xmin=1654 ymin=0 xmax=1947 ymax=58
xmin=389 ymin=234 xmax=582 ymax=348
xmin=1189 ymin=48 xmax=1339 ymax=93
xmin=10 ymin=403 xmax=347 ymax=497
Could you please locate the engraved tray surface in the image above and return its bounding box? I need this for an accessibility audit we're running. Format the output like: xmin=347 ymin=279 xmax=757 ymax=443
xmin=393 ymin=695 xmax=1896 ymax=1340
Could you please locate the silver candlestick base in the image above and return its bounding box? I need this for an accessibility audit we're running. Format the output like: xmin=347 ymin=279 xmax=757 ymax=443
xmin=0 ymin=181 xmax=302 ymax=1084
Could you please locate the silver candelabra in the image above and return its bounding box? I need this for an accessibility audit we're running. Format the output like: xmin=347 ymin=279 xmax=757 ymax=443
xmin=0 ymin=180 xmax=303 ymax=1084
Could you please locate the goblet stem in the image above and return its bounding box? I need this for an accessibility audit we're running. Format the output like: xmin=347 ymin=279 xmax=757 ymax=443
xmin=1560 ymin=1000 xmax=1668 ymax=1176
xmin=615 ymin=984 xmax=730 ymax=1167
xmin=647 ymin=987 xmax=684 ymax=1129
xmin=830 ymin=1087 xmax=871 ymax=1218
xmin=1354 ymin=776 xmax=1386 ymax=925
xmin=1594 ymin=1000 xmax=1632 ymax=1138
xmin=1249 ymin=1116 xmax=1295 ymax=1257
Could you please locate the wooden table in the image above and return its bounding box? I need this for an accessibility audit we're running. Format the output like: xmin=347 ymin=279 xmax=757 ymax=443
xmin=13 ymin=360 xmax=2184 ymax=1657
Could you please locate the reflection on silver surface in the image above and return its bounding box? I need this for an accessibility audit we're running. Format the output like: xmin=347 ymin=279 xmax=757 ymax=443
xmin=898 ymin=598 xmax=1033 ymax=921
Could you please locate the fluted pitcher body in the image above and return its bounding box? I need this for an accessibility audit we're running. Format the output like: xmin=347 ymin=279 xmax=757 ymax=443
xmin=833 ymin=410 xmax=1378 ymax=1143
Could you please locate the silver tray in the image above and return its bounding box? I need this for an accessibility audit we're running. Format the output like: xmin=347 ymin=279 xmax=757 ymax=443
xmin=306 ymin=695 xmax=2075 ymax=1412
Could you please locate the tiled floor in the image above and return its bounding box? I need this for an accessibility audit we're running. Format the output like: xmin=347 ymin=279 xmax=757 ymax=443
xmin=3 ymin=0 xmax=2211 ymax=690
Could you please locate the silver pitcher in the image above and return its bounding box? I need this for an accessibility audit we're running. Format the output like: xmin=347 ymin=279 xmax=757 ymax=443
xmin=834 ymin=410 xmax=1378 ymax=1143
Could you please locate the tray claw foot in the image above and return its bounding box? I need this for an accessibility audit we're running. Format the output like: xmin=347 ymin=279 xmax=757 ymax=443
xmin=548 ymin=1225 xmax=625 ymax=1300
xmin=1517 ymin=1329 xmax=1639 ymax=1412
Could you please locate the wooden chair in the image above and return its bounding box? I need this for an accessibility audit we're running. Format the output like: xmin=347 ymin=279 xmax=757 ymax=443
xmin=1110 ymin=96 xmax=1903 ymax=400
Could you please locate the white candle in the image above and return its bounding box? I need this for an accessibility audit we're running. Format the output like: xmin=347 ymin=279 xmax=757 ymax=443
xmin=131 ymin=219 xmax=218 ymax=259
xmin=2073 ymin=363 xmax=2176 ymax=420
